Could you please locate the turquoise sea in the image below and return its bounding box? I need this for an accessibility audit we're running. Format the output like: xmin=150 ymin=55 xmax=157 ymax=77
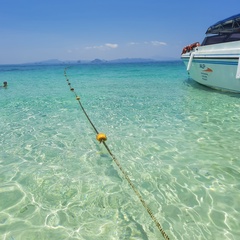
xmin=0 ymin=61 xmax=240 ymax=240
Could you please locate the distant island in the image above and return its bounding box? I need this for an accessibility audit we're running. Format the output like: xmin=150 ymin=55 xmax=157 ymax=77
xmin=24 ymin=57 xmax=179 ymax=65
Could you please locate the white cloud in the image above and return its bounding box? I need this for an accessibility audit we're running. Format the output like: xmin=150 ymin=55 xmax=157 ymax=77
xmin=127 ymin=42 xmax=139 ymax=45
xmin=150 ymin=41 xmax=167 ymax=46
xmin=85 ymin=45 xmax=102 ymax=50
xmin=105 ymin=43 xmax=118 ymax=48
xmin=129 ymin=41 xmax=167 ymax=46
xmin=85 ymin=43 xmax=118 ymax=50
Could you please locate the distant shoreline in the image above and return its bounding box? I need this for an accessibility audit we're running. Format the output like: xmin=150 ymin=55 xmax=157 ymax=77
xmin=0 ymin=58 xmax=181 ymax=66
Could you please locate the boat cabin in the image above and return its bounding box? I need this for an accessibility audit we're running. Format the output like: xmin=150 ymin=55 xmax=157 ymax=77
xmin=202 ymin=13 xmax=240 ymax=46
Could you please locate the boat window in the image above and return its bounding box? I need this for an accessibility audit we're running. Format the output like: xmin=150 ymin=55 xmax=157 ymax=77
xmin=201 ymin=34 xmax=228 ymax=45
xmin=225 ymin=33 xmax=240 ymax=42
xmin=202 ymin=32 xmax=240 ymax=45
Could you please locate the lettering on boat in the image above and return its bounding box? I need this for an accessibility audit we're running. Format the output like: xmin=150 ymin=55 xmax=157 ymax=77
xmin=201 ymin=72 xmax=208 ymax=81
xmin=199 ymin=64 xmax=213 ymax=81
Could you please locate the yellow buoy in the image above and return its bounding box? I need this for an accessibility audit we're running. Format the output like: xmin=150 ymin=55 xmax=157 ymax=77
xmin=76 ymin=96 xmax=80 ymax=100
xmin=96 ymin=133 xmax=107 ymax=143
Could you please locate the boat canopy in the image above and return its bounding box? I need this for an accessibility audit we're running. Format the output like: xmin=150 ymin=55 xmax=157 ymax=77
xmin=206 ymin=13 xmax=240 ymax=34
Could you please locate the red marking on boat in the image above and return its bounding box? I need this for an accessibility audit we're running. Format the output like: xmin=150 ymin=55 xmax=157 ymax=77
xmin=203 ymin=68 xmax=213 ymax=72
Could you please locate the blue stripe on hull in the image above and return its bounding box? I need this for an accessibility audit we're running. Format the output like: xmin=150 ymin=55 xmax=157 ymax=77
xmin=182 ymin=58 xmax=238 ymax=66
xmin=192 ymin=59 xmax=238 ymax=66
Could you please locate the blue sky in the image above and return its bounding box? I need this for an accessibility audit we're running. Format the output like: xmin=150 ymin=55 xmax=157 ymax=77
xmin=0 ymin=0 xmax=239 ymax=64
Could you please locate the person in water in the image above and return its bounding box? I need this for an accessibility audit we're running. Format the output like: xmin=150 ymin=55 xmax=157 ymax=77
xmin=1 ymin=81 xmax=8 ymax=88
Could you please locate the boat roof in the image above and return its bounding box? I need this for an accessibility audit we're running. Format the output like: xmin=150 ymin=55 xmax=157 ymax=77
xmin=206 ymin=13 xmax=240 ymax=34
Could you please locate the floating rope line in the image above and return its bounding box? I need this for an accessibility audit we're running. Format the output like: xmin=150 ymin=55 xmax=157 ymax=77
xmin=64 ymin=67 xmax=170 ymax=240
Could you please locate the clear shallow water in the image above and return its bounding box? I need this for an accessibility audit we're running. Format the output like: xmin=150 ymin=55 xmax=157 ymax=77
xmin=0 ymin=62 xmax=240 ymax=240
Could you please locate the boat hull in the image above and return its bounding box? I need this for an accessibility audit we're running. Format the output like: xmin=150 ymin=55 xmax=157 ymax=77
xmin=181 ymin=41 xmax=240 ymax=92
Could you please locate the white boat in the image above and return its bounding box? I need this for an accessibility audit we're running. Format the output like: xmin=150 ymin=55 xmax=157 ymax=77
xmin=181 ymin=13 xmax=240 ymax=92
